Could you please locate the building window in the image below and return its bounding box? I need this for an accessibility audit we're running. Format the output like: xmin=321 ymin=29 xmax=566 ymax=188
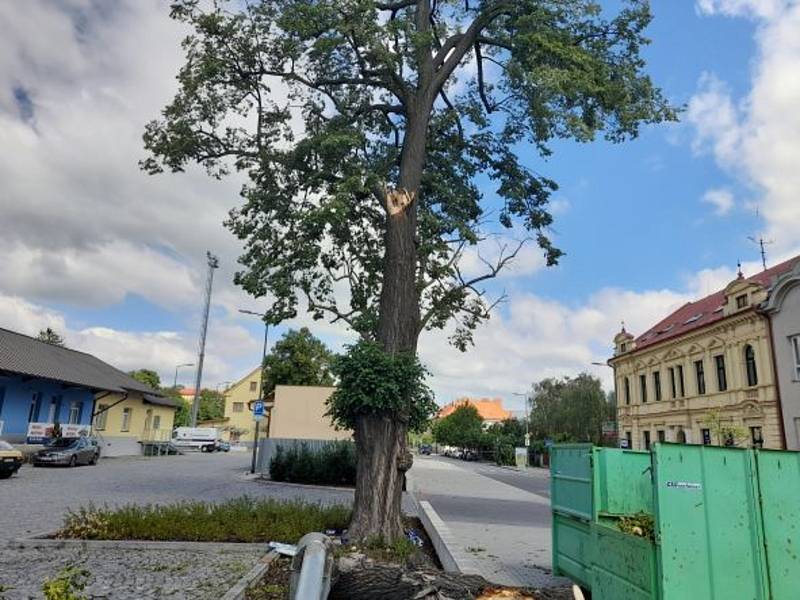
xmin=669 ymin=367 xmax=676 ymax=398
xmin=715 ymin=355 xmax=728 ymax=391
xmin=620 ymin=342 xmax=627 ymax=353
xmin=653 ymin=371 xmax=662 ymax=401
xmin=695 ymin=360 xmax=706 ymax=395
xmin=121 ymin=408 xmax=132 ymax=432
xmin=677 ymin=365 xmax=685 ymax=397
xmin=677 ymin=428 xmax=687 ymax=444
xmin=657 ymin=430 xmax=665 ymax=443
xmin=68 ymin=401 xmax=83 ymax=425
xmin=233 ymin=402 xmax=244 ymax=413
xmin=94 ymin=404 xmax=109 ymax=430
xmin=643 ymin=430 xmax=651 ymax=450
xmin=750 ymin=426 xmax=763 ymax=448
xmin=153 ymin=415 xmax=161 ymax=430
xmin=249 ymin=381 xmax=257 ymax=392
xmin=626 ymin=431 xmax=632 ymax=449
xmin=792 ymin=335 xmax=800 ymax=380
xmin=702 ymin=428 xmax=711 ymax=445
xmin=28 ymin=393 xmax=42 ymax=423
xmin=736 ymin=294 xmax=749 ymax=309
xmin=745 ymin=345 xmax=758 ymax=387
xmin=640 ymin=374 xmax=647 ymax=403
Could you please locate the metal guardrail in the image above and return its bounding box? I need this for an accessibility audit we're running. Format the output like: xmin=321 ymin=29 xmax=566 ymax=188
xmin=289 ymin=533 xmax=334 ymax=600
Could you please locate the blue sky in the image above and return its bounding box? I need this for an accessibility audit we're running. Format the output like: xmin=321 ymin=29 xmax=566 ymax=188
xmin=1 ymin=0 xmax=798 ymax=412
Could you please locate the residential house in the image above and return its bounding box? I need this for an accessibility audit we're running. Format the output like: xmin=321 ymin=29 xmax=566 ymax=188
xmin=610 ymin=256 xmax=800 ymax=450
xmin=762 ymin=260 xmax=800 ymax=449
xmin=438 ymin=397 xmax=513 ymax=426
xmin=266 ymin=385 xmax=350 ymax=441
xmin=0 ymin=327 xmax=176 ymax=455
xmin=207 ymin=366 xmax=263 ymax=444
xmin=93 ymin=391 xmax=178 ymax=456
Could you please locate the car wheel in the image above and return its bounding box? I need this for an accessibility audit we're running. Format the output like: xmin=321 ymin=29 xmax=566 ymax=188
xmin=69 ymin=455 xmax=77 ymax=468
xmin=89 ymin=453 xmax=98 ymax=465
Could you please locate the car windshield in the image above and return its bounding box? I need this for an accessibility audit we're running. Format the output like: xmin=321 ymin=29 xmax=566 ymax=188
xmin=47 ymin=438 xmax=79 ymax=448
xmin=0 ymin=441 xmax=13 ymax=451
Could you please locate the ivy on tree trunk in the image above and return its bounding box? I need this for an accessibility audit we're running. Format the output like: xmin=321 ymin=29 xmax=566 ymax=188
xmin=142 ymin=0 xmax=677 ymax=541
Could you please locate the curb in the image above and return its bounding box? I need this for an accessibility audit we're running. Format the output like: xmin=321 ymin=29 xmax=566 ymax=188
xmin=405 ymin=472 xmax=482 ymax=576
xmin=256 ymin=476 xmax=355 ymax=493
xmin=220 ymin=551 xmax=278 ymax=600
xmin=9 ymin=534 xmax=267 ymax=554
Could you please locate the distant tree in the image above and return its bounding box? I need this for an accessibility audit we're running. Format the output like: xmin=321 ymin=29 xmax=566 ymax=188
xmin=162 ymin=386 xmax=191 ymax=427
xmin=432 ymin=404 xmax=484 ymax=449
xmin=530 ymin=374 xmax=614 ymax=444
xmin=129 ymin=369 xmax=161 ymax=390
xmin=262 ymin=328 xmax=335 ymax=393
xmin=701 ymin=410 xmax=749 ymax=447
xmin=37 ymin=328 xmax=65 ymax=347
xmin=197 ymin=389 xmax=226 ymax=422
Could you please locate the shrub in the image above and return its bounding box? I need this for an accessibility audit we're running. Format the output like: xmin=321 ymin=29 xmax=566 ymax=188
xmin=269 ymin=441 xmax=357 ymax=486
xmin=42 ymin=567 xmax=89 ymax=600
xmin=57 ymin=497 xmax=351 ymax=543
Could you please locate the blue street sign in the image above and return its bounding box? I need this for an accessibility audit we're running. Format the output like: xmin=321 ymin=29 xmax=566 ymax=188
xmin=253 ymin=401 xmax=265 ymax=418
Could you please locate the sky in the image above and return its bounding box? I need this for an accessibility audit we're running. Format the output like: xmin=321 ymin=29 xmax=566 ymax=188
xmin=1 ymin=0 xmax=799 ymax=412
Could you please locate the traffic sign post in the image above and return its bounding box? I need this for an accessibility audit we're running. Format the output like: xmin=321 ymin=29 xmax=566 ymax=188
xmin=250 ymin=400 xmax=265 ymax=474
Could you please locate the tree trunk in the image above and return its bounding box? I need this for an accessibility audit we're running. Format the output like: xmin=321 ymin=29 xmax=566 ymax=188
xmin=348 ymin=98 xmax=433 ymax=541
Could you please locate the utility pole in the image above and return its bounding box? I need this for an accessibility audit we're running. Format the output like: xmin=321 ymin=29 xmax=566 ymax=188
xmin=748 ymin=236 xmax=773 ymax=271
xmin=239 ymin=309 xmax=270 ymax=474
xmin=190 ymin=252 xmax=219 ymax=427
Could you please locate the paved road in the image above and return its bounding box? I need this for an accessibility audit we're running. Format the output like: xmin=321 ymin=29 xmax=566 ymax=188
xmin=409 ymin=455 xmax=568 ymax=589
xmin=0 ymin=451 xmax=354 ymax=541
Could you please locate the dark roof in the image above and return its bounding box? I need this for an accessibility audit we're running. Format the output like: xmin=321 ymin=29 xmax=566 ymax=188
xmin=0 ymin=327 xmax=163 ymax=397
xmin=143 ymin=394 xmax=179 ymax=408
xmin=632 ymin=255 xmax=800 ymax=353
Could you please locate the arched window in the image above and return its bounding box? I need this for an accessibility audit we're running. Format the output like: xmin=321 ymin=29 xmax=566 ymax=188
xmin=745 ymin=345 xmax=758 ymax=387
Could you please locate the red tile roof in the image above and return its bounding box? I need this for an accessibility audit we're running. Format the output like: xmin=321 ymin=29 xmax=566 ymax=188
xmin=632 ymin=256 xmax=800 ymax=353
xmin=438 ymin=397 xmax=512 ymax=421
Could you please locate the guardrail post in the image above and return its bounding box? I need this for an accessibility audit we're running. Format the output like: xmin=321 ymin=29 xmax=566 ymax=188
xmin=289 ymin=533 xmax=334 ymax=600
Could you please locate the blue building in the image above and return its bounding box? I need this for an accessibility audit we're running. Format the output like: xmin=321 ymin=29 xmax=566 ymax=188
xmin=0 ymin=327 xmax=161 ymax=445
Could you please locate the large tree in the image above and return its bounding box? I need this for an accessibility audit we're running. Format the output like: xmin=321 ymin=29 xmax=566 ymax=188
xmin=143 ymin=0 xmax=675 ymax=540
xmin=129 ymin=369 xmax=161 ymax=390
xmin=262 ymin=327 xmax=335 ymax=392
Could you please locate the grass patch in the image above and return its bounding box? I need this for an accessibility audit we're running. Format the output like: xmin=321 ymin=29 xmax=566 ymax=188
xmin=56 ymin=497 xmax=351 ymax=543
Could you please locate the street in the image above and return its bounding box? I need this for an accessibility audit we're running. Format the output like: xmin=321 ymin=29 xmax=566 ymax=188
xmin=409 ymin=454 xmax=567 ymax=589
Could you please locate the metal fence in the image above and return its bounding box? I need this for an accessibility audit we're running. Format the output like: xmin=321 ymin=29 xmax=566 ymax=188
xmin=256 ymin=438 xmax=350 ymax=475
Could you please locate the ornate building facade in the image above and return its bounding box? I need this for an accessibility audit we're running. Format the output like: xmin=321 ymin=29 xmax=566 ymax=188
xmin=609 ymin=257 xmax=800 ymax=451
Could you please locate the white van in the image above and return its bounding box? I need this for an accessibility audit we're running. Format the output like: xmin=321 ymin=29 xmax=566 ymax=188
xmin=172 ymin=427 xmax=220 ymax=452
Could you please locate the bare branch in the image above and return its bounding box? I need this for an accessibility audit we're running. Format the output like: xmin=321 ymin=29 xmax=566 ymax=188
xmin=474 ymin=43 xmax=494 ymax=113
xmin=375 ymin=0 xmax=417 ymax=10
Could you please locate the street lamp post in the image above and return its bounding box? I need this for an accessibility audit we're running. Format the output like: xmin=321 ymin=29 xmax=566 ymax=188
xmin=239 ymin=309 xmax=270 ymax=474
xmin=512 ymin=391 xmax=533 ymax=467
xmin=173 ymin=363 xmax=194 ymax=388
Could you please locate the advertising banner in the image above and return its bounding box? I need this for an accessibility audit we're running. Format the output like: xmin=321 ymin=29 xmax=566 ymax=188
xmin=26 ymin=422 xmax=90 ymax=444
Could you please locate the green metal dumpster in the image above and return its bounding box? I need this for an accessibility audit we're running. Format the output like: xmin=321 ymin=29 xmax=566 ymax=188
xmin=551 ymin=443 xmax=800 ymax=600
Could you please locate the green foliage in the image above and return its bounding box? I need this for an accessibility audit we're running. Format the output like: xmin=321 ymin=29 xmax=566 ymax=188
xmin=162 ymin=387 xmax=191 ymax=427
xmin=432 ymin=404 xmax=484 ymax=449
xmin=143 ymin=0 xmax=676 ymax=349
xmin=618 ymin=512 xmax=656 ymax=541
xmin=37 ymin=328 xmax=65 ymax=347
xmin=262 ymin=328 xmax=335 ymax=393
xmin=57 ymin=497 xmax=351 ymax=543
xmin=485 ymin=419 xmax=527 ymax=465
xmin=701 ymin=410 xmax=749 ymax=447
xmin=327 ymin=341 xmax=437 ymax=433
xmin=269 ymin=442 xmax=357 ymax=487
xmin=128 ymin=369 xmax=161 ymax=390
xmin=530 ymin=373 xmax=615 ymax=444
xmin=197 ymin=389 xmax=226 ymax=422
xmin=42 ymin=567 xmax=89 ymax=600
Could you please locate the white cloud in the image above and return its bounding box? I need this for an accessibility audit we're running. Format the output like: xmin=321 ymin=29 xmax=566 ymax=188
xmin=689 ymin=5 xmax=800 ymax=254
xmin=701 ymin=188 xmax=735 ymax=216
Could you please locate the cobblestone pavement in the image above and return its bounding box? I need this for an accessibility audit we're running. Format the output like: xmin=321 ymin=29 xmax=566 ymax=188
xmin=408 ymin=455 xmax=570 ymax=589
xmin=0 ymin=545 xmax=262 ymax=600
xmin=1 ymin=452 xmax=354 ymax=598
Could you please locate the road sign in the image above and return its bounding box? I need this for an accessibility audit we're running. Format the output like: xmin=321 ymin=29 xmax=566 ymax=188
xmin=253 ymin=400 xmax=265 ymax=422
xmin=524 ymin=433 xmax=531 ymax=447
xmin=544 ymin=438 xmax=554 ymax=448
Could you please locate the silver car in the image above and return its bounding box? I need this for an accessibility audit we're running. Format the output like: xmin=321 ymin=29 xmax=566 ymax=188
xmin=33 ymin=437 xmax=100 ymax=467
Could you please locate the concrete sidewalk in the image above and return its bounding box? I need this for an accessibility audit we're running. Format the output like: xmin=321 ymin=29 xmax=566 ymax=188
xmin=408 ymin=455 xmax=568 ymax=589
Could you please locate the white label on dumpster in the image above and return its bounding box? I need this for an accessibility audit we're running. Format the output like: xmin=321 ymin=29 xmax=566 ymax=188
xmin=666 ymin=481 xmax=702 ymax=491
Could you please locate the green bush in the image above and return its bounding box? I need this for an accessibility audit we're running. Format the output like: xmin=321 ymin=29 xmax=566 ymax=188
xmin=269 ymin=441 xmax=357 ymax=486
xmin=57 ymin=497 xmax=351 ymax=543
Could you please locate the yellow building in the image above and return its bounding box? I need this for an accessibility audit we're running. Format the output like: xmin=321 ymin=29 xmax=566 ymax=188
xmin=93 ymin=391 xmax=178 ymax=456
xmin=610 ymin=258 xmax=800 ymax=451
xmin=214 ymin=366 xmax=263 ymax=444
xmin=267 ymin=385 xmax=350 ymax=441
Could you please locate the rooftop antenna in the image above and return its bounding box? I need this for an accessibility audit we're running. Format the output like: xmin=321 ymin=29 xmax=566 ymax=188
xmin=747 ymin=236 xmax=773 ymax=271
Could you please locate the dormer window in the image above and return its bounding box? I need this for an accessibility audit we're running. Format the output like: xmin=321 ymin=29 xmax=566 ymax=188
xmin=620 ymin=342 xmax=627 ymax=353
xmin=736 ymin=294 xmax=748 ymax=309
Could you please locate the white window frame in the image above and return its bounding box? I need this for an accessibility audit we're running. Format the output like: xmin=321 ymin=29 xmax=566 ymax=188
xmin=94 ymin=404 xmax=109 ymax=430
xmin=153 ymin=415 xmax=161 ymax=430
xmin=792 ymin=335 xmax=800 ymax=380
xmin=233 ymin=402 xmax=244 ymax=413
xmin=68 ymin=401 xmax=81 ymax=425
xmin=121 ymin=408 xmax=132 ymax=432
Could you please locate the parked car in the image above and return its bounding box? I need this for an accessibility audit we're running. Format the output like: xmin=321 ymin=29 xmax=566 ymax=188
xmin=173 ymin=427 xmax=221 ymax=452
xmin=0 ymin=441 xmax=23 ymax=479
xmin=418 ymin=444 xmax=432 ymax=455
xmin=459 ymin=449 xmax=478 ymax=461
xmin=214 ymin=440 xmax=231 ymax=452
xmin=33 ymin=436 xmax=100 ymax=467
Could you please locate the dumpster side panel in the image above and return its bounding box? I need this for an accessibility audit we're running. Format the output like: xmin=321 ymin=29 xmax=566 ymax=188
xmin=591 ymin=523 xmax=657 ymax=600
xmin=755 ymin=450 xmax=800 ymax=599
xmin=551 ymin=444 xmax=593 ymax=521
xmin=653 ymin=444 xmax=768 ymax=600
xmin=594 ymin=448 xmax=654 ymax=518
xmin=552 ymin=513 xmax=592 ymax=588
